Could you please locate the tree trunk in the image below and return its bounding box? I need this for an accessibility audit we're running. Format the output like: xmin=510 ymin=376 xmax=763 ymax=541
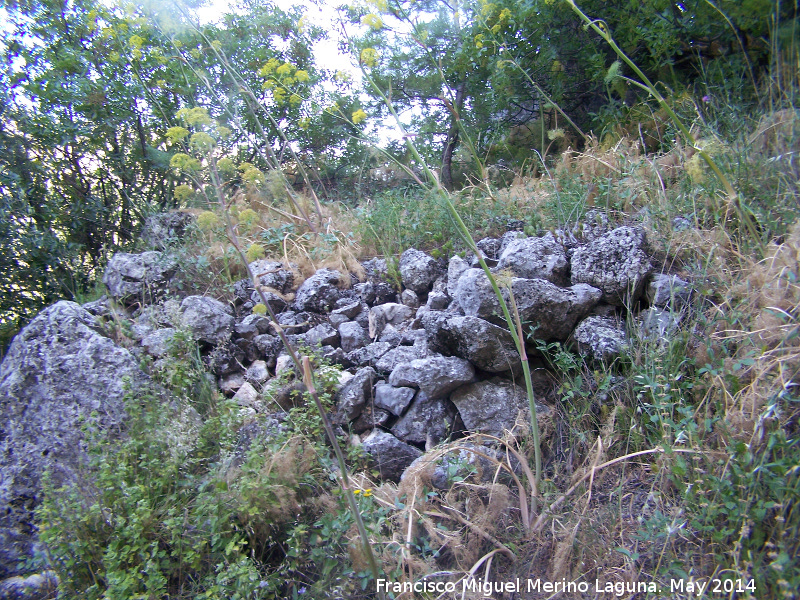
xmin=441 ymin=81 xmax=467 ymax=191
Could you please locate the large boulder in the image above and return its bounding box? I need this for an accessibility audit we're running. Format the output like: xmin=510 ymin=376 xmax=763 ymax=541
xmin=450 ymin=377 xmax=545 ymax=438
xmin=180 ymin=296 xmax=234 ymax=345
xmin=391 ymin=391 xmax=456 ymax=447
xmin=399 ymin=249 xmax=441 ymax=294
xmin=333 ymin=367 xmax=378 ymax=424
xmin=294 ymin=268 xmax=343 ymax=313
xmin=570 ymin=226 xmax=653 ymax=305
xmin=453 ymin=269 xmax=602 ymax=341
xmin=571 ymin=316 xmax=627 ymax=361
xmin=496 ymin=232 xmax=569 ymax=285
xmin=248 ymin=259 xmax=296 ymax=295
xmin=423 ymin=314 xmax=519 ymax=373
xmin=388 ymin=355 xmax=474 ymax=400
xmin=360 ymin=430 xmax=423 ymax=482
xmin=0 ymin=302 xmax=151 ymax=577
xmin=102 ymin=251 xmax=177 ymax=304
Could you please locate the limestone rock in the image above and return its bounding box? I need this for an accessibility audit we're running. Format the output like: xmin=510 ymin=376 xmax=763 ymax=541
xmin=388 ymin=356 xmax=474 ymax=400
xmin=140 ymin=328 xmax=175 ymax=358
xmin=571 ymin=226 xmax=653 ymax=305
xmin=361 ymin=430 xmax=423 ymax=482
xmin=0 ymin=301 xmax=150 ymax=577
xmin=374 ymin=382 xmax=416 ymax=416
xmin=424 ymin=314 xmax=519 ymax=373
xmin=294 ymin=268 xmax=343 ymax=313
xmin=450 ymin=377 xmax=542 ymax=438
xmin=447 ymin=255 xmax=470 ymax=299
xmin=400 ymin=289 xmax=420 ymax=309
xmin=302 ymin=322 xmax=340 ymax=348
xmin=103 ymin=251 xmax=176 ymax=304
xmin=0 ymin=570 xmax=59 ymax=600
xmin=333 ymin=367 xmax=378 ymax=424
xmin=346 ymin=342 xmax=392 ymax=369
xmin=244 ymin=360 xmax=270 ymax=385
xmin=248 ymin=259 xmax=295 ymax=294
xmin=368 ymin=303 xmax=414 ymax=339
xmin=374 ymin=344 xmax=428 ymax=374
xmin=496 ymin=232 xmax=569 ymax=285
xmin=572 ymin=316 xmax=627 ymax=360
xmin=646 ymin=274 xmax=691 ymax=309
xmin=338 ymin=321 xmax=369 ymax=353
xmin=399 ymin=248 xmax=441 ymax=294
xmin=454 ymin=269 xmax=601 ymax=340
xmin=391 ymin=391 xmax=455 ymax=447
xmin=180 ymin=296 xmax=234 ymax=345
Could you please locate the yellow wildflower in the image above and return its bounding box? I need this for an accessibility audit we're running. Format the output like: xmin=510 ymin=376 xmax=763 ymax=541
xmin=360 ymin=48 xmax=378 ymax=68
xmin=361 ymin=13 xmax=383 ymax=30
xmin=295 ymin=69 xmax=310 ymax=82
xmin=352 ymin=109 xmax=367 ymax=124
xmin=276 ymin=62 xmax=294 ymax=76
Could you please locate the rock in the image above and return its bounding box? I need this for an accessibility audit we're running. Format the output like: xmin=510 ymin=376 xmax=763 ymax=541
xmin=244 ymin=360 xmax=270 ymax=385
xmin=141 ymin=211 xmax=194 ymax=250
xmin=368 ymin=303 xmax=414 ymax=339
xmin=102 ymin=251 xmax=176 ymax=304
xmin=391 ymin=391 xmax=455 ymax=447
xmin=140 ymin=328 xmax=175 ymax=358
xmin=353 ymin=282 xmax=376 ymax=305
xmin=81 ymin=295 xmax=111 ymax=317
xmin=351 ymin=405 xmax=392 ymax=433
xmin=0 ymin=302 xmax=150 ymax=577
xmin=497 ymin=230 xmax=526 ymax=256
xmin=276 ymin=311 xmax=311 ymax=335
xmin=399 ymin=249 xmax=441 ymax=294
xmin=672 ymin=216 xmax=692 ymax=231
xmin=377 ymin=324 xmax=402 ymax=347
xmin=303 ymin=323 xmax=340 ymax=348
xmin=476 ymin=237 xmax=502 ymax=259
xmin=424 ymin=314 xmax=519 ymax=374
xmin=294 ymin=268 xmax=343 ymax=313
xmin=360 ymin=429 xmax=423 ymax=482
xmin=331 ymin=301 xmax=362 ymax=320
xmin=346 ymin=342 xmax=392 ymax=368
xmin=572 ymin=316 xmax=627 ymax=360
xmin=454 ymin=269 xmax=602 ymax=340
xmin=374 ymin=382 xmax=416 ymax=416
xmin=274 ymin=354 xmax=294 ymax=376
xmin=646 ymin=274 xmax=690 ymax=309
xmin=203 ymin=343 xmax=244 ymax=376
xmin=338 ymin=322 xmax=369 ymax=353
xmin=180 ymin=296 xmax=234 ymax=345
xmin=573 ymin=208 xmax=610 ymax=242
xmin=450 ymin=377 xmax=544 ymax=438
xmin=496 ymin=232 xmax=569 ymax=285
xmin=252 ymin=334 xmax=282 ymax=368
xmin=249 ymin=290 xmax=289 ymax=314
xmin=639 ymin=307 xmax=681 ymax=339
xmin=333 ymin=367 xmax=378 ymax=424
xmin=426 ymin=291 xmax=449 ymax=311
xmin=388 ymin=356 xmax=474 ymax=400
xmin=447 ymin=255 xmax=470 ymax=299
xmin=400 ymin=289 xmax=420 ymax=309
xmin=0 ymin=570 xmax=59 ymax=600
xmin=374 ymin=344 xmax=427 ymax=374
xmin=248 ymin=259 xmax=295 ymax=294
xmin=219 ymin=372 xmax=245 ymax=395
xmin=233 ymin=382 xmax=260 ymax=408
xmin=571 ymin=226 xmax=653 ymax=305
xmin=361 ymin=257 xmax=390 ymax=283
